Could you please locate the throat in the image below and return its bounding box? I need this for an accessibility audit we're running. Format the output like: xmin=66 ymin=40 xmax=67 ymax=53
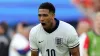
xmin=45 ymin=28 xmax=53 ymax=33
xmin=44 ymin=25 xmax=55 ymax=33
xmin=43 ymin=18 xmax=59 ymax=33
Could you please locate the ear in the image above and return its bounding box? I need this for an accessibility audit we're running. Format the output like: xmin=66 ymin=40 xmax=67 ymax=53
xmin=53 ymin=13 xmax=55 ymax=17
xmin=51 ymin=13 xmax=55 ymax=19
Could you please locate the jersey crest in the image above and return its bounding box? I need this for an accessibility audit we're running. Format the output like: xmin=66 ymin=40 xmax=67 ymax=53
xmin=55 ymin=37 xmax=63 ymax=47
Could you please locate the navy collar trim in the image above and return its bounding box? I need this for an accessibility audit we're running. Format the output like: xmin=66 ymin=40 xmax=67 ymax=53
xmin=46 ymin=18 xmax=59 ymax=33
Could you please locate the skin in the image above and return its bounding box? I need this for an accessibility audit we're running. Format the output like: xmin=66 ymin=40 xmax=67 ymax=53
xmin=0 ymin=25 xmax=5 ymax=35
xmin=84 ymin=12 xmax=100 ymax=56
xmin=77 ymin=21 xmax=91 ymax=36
xmin=93 ymin=12 xmax=100 ymax=35
xmin=92 ymin=0 xmax=100 ymax=12
xmin=38 ymin=9 xmax=56 ymax=32
xmin=31 ymin=9 xmax=80 ymax=56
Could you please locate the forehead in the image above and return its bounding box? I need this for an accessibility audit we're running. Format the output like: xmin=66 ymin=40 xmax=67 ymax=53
xmin=38 ymin=9 xmax=49 ymax=14
xmin=96 ymin=13 xmax=100 ymax=18
xmin=94 ymin=13 xmax=100 ymax=20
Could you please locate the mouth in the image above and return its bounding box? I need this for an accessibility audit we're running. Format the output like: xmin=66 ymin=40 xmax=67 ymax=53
xmin=41 ymin=23 xmax=46 ymax=26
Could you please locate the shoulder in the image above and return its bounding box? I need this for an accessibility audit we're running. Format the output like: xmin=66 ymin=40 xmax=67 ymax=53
xmin=79 ymin=33 xmax=87 ymax=38
xmin=12 ymin=33 xmax=28 ymax=43
xmin=30 ymin=24 xmax=41 ymax=34
xmin=59 ymin=21 xmax=76 ymax=33
xmin=60 ymin=21 xmax=75 ymax=29
xmin=86 ymin=30 xmax=94 ymax=39
xmin=87 ymin=30 xmax=93 ymax=34
xmin=29 ymin=24 xmax=42 ymax=41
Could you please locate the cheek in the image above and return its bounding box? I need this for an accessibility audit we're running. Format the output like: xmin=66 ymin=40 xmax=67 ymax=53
xmin=45 ymin=17 xmax=51 ymax=22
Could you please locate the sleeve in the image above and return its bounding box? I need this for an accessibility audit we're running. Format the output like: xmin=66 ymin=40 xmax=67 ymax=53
xmin=66 ymin=25 xmax=79 ymax=48
xmin=15 ymin=38 xmax=30 ymax=55
xmin=9 ymin=35 xmax=30 ymax=56
xmin=29 ymin=28 xmax=38 ymax=51
xmin=84 ymin=35 xmax=89 ymax=49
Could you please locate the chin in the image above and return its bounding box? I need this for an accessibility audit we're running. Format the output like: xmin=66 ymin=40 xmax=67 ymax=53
xmin=43 ymin=26 xmax=49 ymax=30
xmin=42 ymin=25 xmax=46 ymax=28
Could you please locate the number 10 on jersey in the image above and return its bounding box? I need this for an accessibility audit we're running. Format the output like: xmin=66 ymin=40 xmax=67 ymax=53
xmin=46 ymin=49 xmax=56 ymax=56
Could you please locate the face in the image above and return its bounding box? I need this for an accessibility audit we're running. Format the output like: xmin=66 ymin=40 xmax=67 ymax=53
xmin=0 ymin=26 xmax=5 ymax=34
xmin=23 ymin=27 xmax=30 ymax=39
xmin=38 ymin=9 xmax=55 ymax=30
xmin=93 ymin=0 xmax=100 ymax=12
xmin=77 ymin=21 xmax=91 ymax=36
xmin=16 ymin=23 xmax=23 ymax=33
xmin=94 ymin=13 xmax=100 ymax=30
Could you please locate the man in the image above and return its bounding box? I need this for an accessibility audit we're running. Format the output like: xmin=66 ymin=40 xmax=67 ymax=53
xmin=29 ymin=2 xmax=80 ymax=56
xmin=76 ymin=18 xmax=92 ymax=36
xmin=92 ymin=0 xmax=100 ymax=12
xmin=0 ymin=22 xmax=10 ymax=56
xmin=83 ymin=12 xmax=100 ymax=56
xmin=76 ymin=18 xmax=92 ymax=56
xmin=9 ymin=22 xmax=31 ymax=56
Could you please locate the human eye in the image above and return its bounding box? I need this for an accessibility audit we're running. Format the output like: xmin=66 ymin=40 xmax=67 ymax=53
xmin=38 ymin=14 xmax=41 ymax=17
xmin=43 ymin=14 xmax=48 ymax=17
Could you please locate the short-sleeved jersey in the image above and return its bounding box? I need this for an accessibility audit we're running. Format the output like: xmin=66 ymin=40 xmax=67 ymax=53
xmin=9 ymin=33 xmax=30 ymax=56
xmin=29 ymin=20 xmax=79 ymax=56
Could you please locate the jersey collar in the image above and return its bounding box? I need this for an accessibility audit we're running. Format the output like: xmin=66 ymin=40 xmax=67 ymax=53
xmin=45 ymin=18 xmax=59 ymax=33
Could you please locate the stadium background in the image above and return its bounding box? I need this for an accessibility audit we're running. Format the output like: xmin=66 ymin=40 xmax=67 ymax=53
xmin=0 ymin=0 xmax=84 ymax=27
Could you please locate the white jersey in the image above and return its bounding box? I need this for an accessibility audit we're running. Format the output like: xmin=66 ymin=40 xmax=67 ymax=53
xmin=79 ymin=33 xmax=87 ymax=56
xmin=29 ymin=20 xmax=79 ymax=56
xmin=9 ymin=33 xmax=30 ymax=56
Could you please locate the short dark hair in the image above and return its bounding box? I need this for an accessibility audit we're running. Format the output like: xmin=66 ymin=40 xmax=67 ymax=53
xmin=0 ymin=21 xmax=8 ymax=34
xmin=39 ymin=2 xmax=55 ymax=14
xmin=13 ymin=22 xmax=29 ymax=32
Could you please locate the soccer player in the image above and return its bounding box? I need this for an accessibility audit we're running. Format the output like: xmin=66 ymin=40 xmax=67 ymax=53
xmin=29 ymin=2 xmax=80 ymax=56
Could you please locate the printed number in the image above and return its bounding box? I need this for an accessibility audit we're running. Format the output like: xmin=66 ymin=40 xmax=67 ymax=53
xmin=46 ymin=49 xmax=56 ymax=56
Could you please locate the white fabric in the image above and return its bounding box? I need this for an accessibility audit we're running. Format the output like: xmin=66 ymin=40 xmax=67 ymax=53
xmin=79 ymin=33 xmax=87 ymax=56
xmin=9 ymin=33 xmax=30 ymax=56
xmin=29 ymin=21 xmax=79 ymax=56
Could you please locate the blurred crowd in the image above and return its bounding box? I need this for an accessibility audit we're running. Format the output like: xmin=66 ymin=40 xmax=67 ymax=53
xmin=0 ymin=0 xmax=100 ymax=56
xmin=0 ymin=21 xmax=32 ymax=56
xmin=73 ymin=0 xmax=100 ymax=56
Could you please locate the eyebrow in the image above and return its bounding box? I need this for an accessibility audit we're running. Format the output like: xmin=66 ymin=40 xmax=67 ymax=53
xmin=38 ymin=14 xmax=48 ymax=17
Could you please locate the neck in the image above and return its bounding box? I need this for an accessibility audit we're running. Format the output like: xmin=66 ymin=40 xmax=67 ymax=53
xmin=44 ymin=18 xmax=57 ymax=33
xmin=52 ymin=19 xmax=56 ymax=29
xmin=47 ymin=19 xmax=56 ymax=31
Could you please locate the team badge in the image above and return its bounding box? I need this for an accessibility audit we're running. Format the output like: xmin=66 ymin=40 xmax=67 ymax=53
xmin=55 ymin=37 xmax=63 ymax=47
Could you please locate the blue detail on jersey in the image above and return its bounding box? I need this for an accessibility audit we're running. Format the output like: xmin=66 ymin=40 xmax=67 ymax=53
xmin=17 ymin=45 xmax=30 ymax=55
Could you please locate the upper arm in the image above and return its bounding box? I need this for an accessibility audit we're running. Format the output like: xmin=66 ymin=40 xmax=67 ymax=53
xmin=31 ymin=50 xmax=38 ymax=56
xmin=67 ymin=25 xmax=79 ymax=48
xmin=66 ymin=25 xmax=80 ymax=56
xmin=29 ymin=28 xmax=39 ymax=56
xmin=69 ymin=45 xmax=80 ymax=56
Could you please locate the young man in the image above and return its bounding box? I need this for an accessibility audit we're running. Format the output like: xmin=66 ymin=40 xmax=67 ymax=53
xmin=9 ymin=22 xmax=31 ymax=56
xmin=83 ymin=12 xmax=100 ymax=56
xmin=29 ymin=2 xmax=80 ymax=56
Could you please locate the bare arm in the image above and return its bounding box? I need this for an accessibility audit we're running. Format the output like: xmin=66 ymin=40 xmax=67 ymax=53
xmin=69 ymin=45 xmax=80 ymax=56
xmin=84 ymin=49 xmax=88 ymax=56
xmin=31 ymin=50 xmax=38 ymax=56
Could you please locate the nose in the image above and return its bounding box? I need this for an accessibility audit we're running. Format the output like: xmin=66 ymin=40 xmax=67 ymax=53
xmin=40 ymin=16 xmax=44 ymax=21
